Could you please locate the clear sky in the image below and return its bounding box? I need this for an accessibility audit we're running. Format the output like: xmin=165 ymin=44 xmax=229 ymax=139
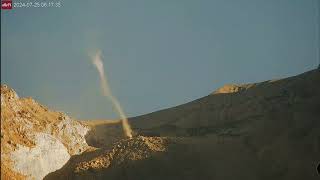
xmin=1 ymin=0 xmax=319 ymax=120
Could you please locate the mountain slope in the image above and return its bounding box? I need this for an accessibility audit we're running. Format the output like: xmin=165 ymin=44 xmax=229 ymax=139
xmin=1 ymin=85 xmax=90 ymax=180
xmin=46 ymin=68 xmax=320 ymax=180
xmin=130 ymin=69 xmax=320 ymax=135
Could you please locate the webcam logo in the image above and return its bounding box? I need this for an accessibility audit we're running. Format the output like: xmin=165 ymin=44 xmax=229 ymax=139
xmin=1 ymin=0 xmax=12 ymax=10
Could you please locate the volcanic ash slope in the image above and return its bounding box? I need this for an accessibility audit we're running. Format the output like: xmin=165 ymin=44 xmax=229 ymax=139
xmin=48 ymin=69 xmax=319 ymax=180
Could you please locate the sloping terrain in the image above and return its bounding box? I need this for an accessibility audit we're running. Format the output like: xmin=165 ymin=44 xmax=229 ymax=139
xmin=45 ymin=68 xmax=320 ymax=180
xmin=45 ymin=136 xmax=169 ymax=180
xmin=1 ymin=68 xmax=319 ymax=180
xmin=1 ymin=85 xmax=90 ymax=180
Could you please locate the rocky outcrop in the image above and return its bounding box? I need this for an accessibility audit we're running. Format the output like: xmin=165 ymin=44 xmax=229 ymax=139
xmin=212 ymin=84 xmax=249 ymax=94
xmin=10 ymin=133 xmax=70 ymax=180
xmin=44 ymin=136 xmax=169 ymax=180
xmin=1 ymin=85 xmax=90 ymax=180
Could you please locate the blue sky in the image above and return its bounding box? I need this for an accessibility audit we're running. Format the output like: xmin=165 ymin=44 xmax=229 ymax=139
xmin=1 ymin=0 xmax=319 ymax=119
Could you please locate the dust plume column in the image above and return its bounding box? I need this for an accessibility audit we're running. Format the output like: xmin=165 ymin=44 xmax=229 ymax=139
xmin=91 ymin=50 xmax=133 ymax=138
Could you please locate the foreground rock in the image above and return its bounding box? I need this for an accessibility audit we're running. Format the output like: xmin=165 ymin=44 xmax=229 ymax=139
xmin=1 ymin=85 xmax=90 ymax=180
xmin=45 ymin=136 xmax=169 ymax=180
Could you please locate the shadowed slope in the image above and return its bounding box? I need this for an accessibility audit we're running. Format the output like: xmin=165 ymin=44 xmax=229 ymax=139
xmin=47 ymin=69 xmax=320 ymax=180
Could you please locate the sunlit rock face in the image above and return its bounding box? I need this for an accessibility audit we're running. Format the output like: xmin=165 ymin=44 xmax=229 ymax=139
xmin=1 ymin=85 xmax=90 ymax=180
xmin=10 ymin=133 xmax=70 ymax=180
xmin=55 ymin=116 xmax=90 ymax=155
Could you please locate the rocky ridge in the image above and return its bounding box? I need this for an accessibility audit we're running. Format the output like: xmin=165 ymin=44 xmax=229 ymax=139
xmin=1 ymin=85 xmax=90 ymax=180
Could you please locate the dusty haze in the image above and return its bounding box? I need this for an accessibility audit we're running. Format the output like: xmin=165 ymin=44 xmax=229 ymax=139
xmin=91 ymin=50 xmax=133 ymax=138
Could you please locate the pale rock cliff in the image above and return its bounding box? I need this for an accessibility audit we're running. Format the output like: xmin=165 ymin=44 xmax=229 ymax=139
xmin=1 ymin=85 xmax=90 ymax=180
